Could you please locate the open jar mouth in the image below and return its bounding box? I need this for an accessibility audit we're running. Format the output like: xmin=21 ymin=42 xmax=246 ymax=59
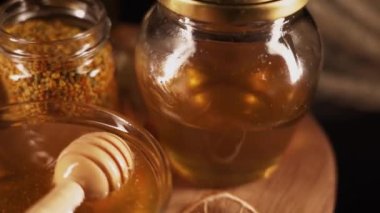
xmin=0 ymin=0 xmax=111 ymax=58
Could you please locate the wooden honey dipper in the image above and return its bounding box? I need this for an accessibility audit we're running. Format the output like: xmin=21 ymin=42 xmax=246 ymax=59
xmin=27 ymin=132 xmax=134 ymax=213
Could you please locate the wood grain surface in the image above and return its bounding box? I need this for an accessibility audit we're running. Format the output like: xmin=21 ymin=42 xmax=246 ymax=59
xmin=167 ymin=116 xmax=336 ymax=213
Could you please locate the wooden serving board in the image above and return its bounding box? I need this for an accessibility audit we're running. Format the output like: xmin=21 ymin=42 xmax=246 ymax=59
xmin=167 ymin=116 xmax=336 ymax=213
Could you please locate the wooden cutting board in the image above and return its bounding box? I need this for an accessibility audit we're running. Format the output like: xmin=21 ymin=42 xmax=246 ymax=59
xmin=167 ymin=116 xmax=336 ymax=213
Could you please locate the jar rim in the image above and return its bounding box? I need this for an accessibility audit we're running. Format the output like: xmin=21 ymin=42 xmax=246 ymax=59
xmin=0 ymin=0 xmax=109 ymax=45
xmin=0 ymin=0 xmax=111 ymax=59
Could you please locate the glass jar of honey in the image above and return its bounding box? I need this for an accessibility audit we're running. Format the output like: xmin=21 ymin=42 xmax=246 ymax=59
xmin=0 ymin=0 xmax=117 ymax=109
xmin=0 ymin=101 xmax=171 ymax=212
xmin=136 ymin=0 xmax=321 ymax=186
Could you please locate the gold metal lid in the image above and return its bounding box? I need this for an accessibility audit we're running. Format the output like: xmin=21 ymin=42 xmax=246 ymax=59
xmin=158 ymin=0 xmax=309 ymax=23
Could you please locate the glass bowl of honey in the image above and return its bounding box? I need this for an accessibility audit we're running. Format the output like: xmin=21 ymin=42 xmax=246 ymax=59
xmin=0 ymin=101 xmax=171 ymax=212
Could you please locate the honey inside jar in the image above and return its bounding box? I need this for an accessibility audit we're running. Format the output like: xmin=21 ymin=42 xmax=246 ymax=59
xmin=0 ymin=2 xmax=117 ymax=109
xmin=136 ymin=7 xmax=320 ymax=186
xmin=0 ymin=102 xmax=171 ymax=212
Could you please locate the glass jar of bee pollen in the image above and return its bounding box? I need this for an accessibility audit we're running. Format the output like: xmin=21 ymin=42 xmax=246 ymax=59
xmin=0 ymin=0 xmax=118 ymax=109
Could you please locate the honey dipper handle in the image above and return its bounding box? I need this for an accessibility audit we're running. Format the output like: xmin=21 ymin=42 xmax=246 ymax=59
xmin=26 ymin=180 xmax=85 ymax=213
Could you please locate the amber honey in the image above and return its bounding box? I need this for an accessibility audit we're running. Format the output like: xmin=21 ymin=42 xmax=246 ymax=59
xmin=0 ymin=122 xmax=165 ymax=212
xmin=136 ymin=37 xmax=316 ymax=186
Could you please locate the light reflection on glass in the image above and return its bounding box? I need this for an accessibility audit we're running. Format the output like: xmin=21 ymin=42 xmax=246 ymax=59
xmin=10 ymin=63 xmax=31 ymax=81
xmin=73 ymin=9 xmax=86 ymax=19
xmin=113 ymin=116 xmax=129 ymax=133
xmin=267 ymin=18 xmax=303 ymax=84
xmin=159 ymin=18 xmax=195 ymax=84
